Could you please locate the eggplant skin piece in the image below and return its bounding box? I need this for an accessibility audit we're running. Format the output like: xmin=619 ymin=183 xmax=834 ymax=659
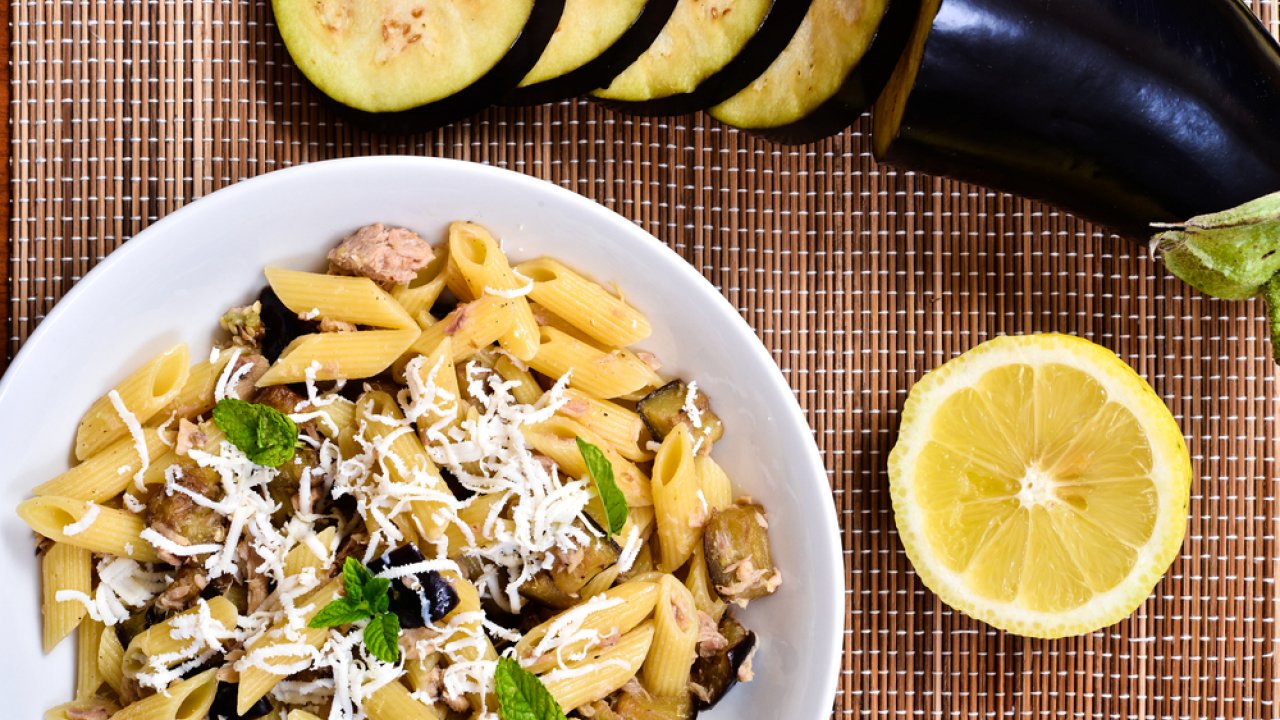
xmin=503 ymin=0 xmax=680 ymax=106
xmin=272 ymin=0 xmax=564 ymax=132
xmin=593 ymin=0 xmax=813 ymax=117
xmin=873 ymin=0 xmax=1280 ymax=238
xmin=711 ymin=0 xmax=919 ymax=144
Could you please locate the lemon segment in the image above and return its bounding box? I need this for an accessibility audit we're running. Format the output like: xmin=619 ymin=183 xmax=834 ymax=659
xmin=889 ymin=334 xmax=1191 ymax=638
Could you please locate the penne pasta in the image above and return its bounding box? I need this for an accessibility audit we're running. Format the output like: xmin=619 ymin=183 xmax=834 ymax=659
xmin=44 ymin=700 xmax=119 ymax=720
xmin=98 ymin=622 xmax=126 ymax=695
xmin=404 ymin=338 xmax=463 ymax=437
xmin=76 ymin=618 xmax=107 ymax=699
xmin=363 ymin=679 xmax=444 ymax=720
xmin=258 ymin=329 xmax=419 ymax=386
xmin=492 ymin=351 xmax=542 ymax=407
xmin=18 ymin=497 xmax=159 ymax=562
xmin=522 ymin=415 xmax=653 ymax=507
xmin=528 ymin=327 xmax=660 ymax=399
xmin=237 ymin=579 xmax=342 ymax=714
xmin=36 ymin=427 xmax=170 ymax=503
xmin=448 ymin=221 xmax=541 ymax=361
xmin=695 ymin=454 xmax=733 ymax=512
xmin=391 ymin=250 xmax=449 ymax=325
xmin=162 ymin=352 xmax=235 ymax=419
xmin=516 ymin=579 xmax=660 ymax=673
xmin=641 ymin=574 xmax=699 ymax=697
xmin=358 ymin=391 xmax=455 ymax=541
xmin=685 ymin=544 xmax=727 ymax=622
xmin=75 ymin=343 xmax=190 ymax=460
xmin=651 ymin=424 xmax=702 ymax=572
xmin=541 ymin=621 xmax=655 ymax=712
xmin=43 ymin=542 xmax=92 ymax=653
xmin=109 ymin=667 xmax=218 ymax=720
xmin=123 ymin=598 xmax=237 ymax=685
xmin=517 ymin=257 xmax=652 ymax=347
xmin=404 ymin=294 xmax=517 ymax=365
xmin=265 ymin=267 xmax=417 ymax=330
xmin=558 ymin=388 xmax=651 ymax=462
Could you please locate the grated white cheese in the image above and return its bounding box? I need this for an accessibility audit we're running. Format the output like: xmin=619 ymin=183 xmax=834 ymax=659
xmin=107 ymin=389 xmax=151 ymax=490
xmin=301 ymin=361 xmax=343 ymax=408
xmin=56 ymin=557 xmax=166 ymax=625
xmin=61 ymin=502 xmax=100 ymax=537
xmin=300 ymin=307 xmax=321 ymax=321
xmin=683 ymin=381 xmax=703 ymax=429
xmin=526 ymin=594 xmax=624 ymax=670
xmin=615 ymin=526 xmax=644 ymax=575
xmin=484 ymin=270 xmax=534 ymax=300
xmin=212 ymin=346 xmax=245 ymax=402
xmin=135 ymin=598 xmax=236 ymax=693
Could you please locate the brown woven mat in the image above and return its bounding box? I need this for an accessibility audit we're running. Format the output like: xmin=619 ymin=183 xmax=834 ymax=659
xmin=9 ymin=1 xmax=1279 ymax=717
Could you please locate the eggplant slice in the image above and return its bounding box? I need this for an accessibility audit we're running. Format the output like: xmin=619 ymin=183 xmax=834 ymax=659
xmin=272 ymin=0 xmax=564 ymax=130
xmin=872 ymin=0 xmax=1280 ymax=237
xmin=710 ymin=0 xmax=917 ymax=144
xmin=504 ymin=0 xmax=680 ymax=106
xmin=592 ymin=0 xmax=812 ymax=116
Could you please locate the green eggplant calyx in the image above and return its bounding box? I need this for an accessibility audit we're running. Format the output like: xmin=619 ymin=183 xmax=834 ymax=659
xmin=1266 ymin=275 xmax=1280 ymax=364
xmin=1152 ymin=190 xmax=1280 ymax=300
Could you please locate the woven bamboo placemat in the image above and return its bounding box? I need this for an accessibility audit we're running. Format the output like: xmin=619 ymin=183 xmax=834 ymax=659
xmin=8 ymin=1 xmax=1279 ymax=717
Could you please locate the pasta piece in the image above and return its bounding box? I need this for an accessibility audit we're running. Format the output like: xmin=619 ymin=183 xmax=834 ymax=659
xmin=403 ymin=654 xmax=441 ymax=694
xmin=358 ymin=390 xmax=455 ymax=541
xmin=363 ymin=679 xmax=444 ymax=720
xmin=44 ymin=700 xmax=118 ymax=720
xmin=75 ymin=618 xmax=107 ymax=700
xmin=641 ymin=574 xmax=699 ymax=697
xmin=695 ymin=455 xmax=733 ymax=512
xmin=558 ymin=388 xmax=651 ymax=462
xmin=405 ymin=294 xmax=518 ymax=365
xmin=405 ymin=338 xmax=463 ymax=437
xmin=392 ymin=247 xmax=449 ymax=319
xmin=283 ymin=526 xmax=337 ymax=579
xmin=109 ymin=667 xmax=218 ymax=720
xmin=579 ymin=564 xmax=623 ymax=600
xmin=123 ymin=598 xmax=237 ymax=684
xmin=651 ymin=424 xmax=702 ymax=572
xmin=515 ymin=579 xmax=660 ymax=674
xmin=287 ymin=711 xmax=325 ymax=720
xmin=265 ymin=267 xmax=417 ymax=330
xmin=98 ymin=623 xmax=125 ymax=695
xmin=18 ymin=497 xmax=159 ymax=562
xmin=541 ymin=621 xmax=655 ymax=712
xmin=517 ymin=258 xmax=652 ymax=346
xmin=162 ymin=353 xmax=234 ymax=419
xmin=257 ymin=329 xmax=419 ymax=386
xmin=43 ymin=542 xmax=92 ymax=652
xmin=36 ymin=427 xmax=170 ymax=502
xmin=448 ymin=221 xmax=540 ymax=361
xmin=684 ymin=545 xmax=727 ymax=622
xmin=528 ymin=327 xmax=659 ymax=399
xmin=236 ymin=579 xmax=342 ymax=713
xmin=75 ymin=344 xmax=190 ymax=460
xmin=493 ymin=351 xmax=542 ymax=406
xmin=523 ymin=416 xmax=653 ymax=507
xmin=139 ymin=422 xmax=223 ymax=488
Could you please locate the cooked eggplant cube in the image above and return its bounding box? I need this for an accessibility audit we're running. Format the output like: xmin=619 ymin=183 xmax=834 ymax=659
xmin=519 ymin=532 xmax=621 ymax=609
xmin=210 ymin=681 xmax=273 ymax=719
xmin=612 ymin=691 xmax=696 ymax=720
xmin=689 ymin=613 xmax=757 ymax=710
xmin=637 ymin=380 xmax=723 ymax=448
xmin=367 ymin=544 xmax=460 ymax=627
xmin=703 ymin=502 xmax=780 ymax=603
xmin=258 ymin=286 xmax=314 ymax=363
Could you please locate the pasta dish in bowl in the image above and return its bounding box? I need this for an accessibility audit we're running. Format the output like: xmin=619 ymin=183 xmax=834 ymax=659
xmin=0 ymin=157 xmax=842 ymax=720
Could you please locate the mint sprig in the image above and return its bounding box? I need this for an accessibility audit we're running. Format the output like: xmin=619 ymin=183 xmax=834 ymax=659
xmin=211 ymin=397 xmax=298 ymax=467
xmin=576 ymin=438 xmax=628 ymax=535
xmin=495 ymin=656 xmax=568 ymax=720
xmin=309 ymin=557 xmax=401 ymax=664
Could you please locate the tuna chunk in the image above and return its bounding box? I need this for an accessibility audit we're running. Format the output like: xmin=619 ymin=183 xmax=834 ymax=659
xmin=328 ymin=223 xmax=434 ymax=285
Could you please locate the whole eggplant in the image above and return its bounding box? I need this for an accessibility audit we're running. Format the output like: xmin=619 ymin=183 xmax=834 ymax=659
xmin=873 ymin=0 xmax=1280 ymax=238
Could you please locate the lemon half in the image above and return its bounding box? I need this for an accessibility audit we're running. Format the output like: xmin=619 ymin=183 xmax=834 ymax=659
xmin=888 ymin=334 xmax=1192 ymax=638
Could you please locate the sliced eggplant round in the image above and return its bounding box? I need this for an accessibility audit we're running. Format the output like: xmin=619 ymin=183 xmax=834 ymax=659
xmin=872 ymin=0 xmax=1280 ymax=237
xmin=710 ymin=0 xmax=918 ymax=144
xmin=504 ymin=0 xmax=680 ymax=106
xmin=592 ymin=0 xmax=812 ymax=116
xmin=272 ymin=0 xmax=564 ymax=130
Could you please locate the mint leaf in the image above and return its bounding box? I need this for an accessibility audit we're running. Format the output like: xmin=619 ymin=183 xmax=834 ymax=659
xmin=576 ymin=438 xmax=628 ymax=535
xmin=495 ymin=656 xmax=567 ymax=720
xmin=308 ymin=597 xmax=372 ymax=628
xmin=212 ymin=398 xmax=298 ymax=467
xmin=363 ymin=613 xmax=401 ymax=664
xmin=342 ymin=556 xmax=372 ymax=602
xmin=365 ymin=577 xmax=391 ymax=614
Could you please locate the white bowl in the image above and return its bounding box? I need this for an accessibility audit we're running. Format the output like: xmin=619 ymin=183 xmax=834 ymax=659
xmin=0 ymin=157 xmax=843 ymax=718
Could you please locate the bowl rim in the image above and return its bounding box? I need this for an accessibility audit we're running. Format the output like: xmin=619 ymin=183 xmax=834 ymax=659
xmin=0 ymin=155 xmax=845 ymax=716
